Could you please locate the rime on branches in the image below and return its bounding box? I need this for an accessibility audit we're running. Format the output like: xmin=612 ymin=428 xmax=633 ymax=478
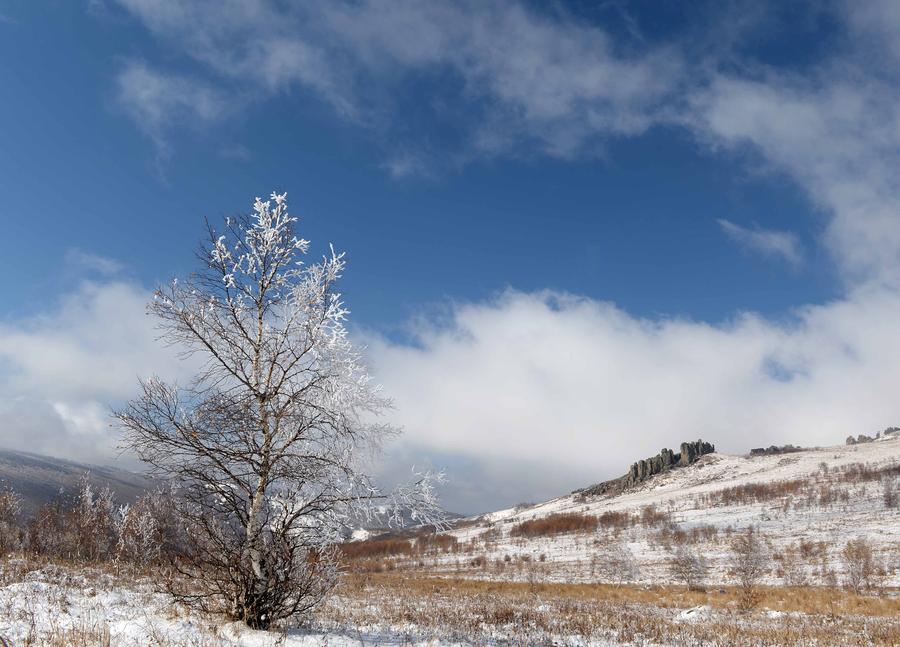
xmin=116 ymin=192 xmax=443 ymax=629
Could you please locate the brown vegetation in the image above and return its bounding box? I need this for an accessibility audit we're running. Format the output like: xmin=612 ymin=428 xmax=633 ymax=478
xmin=510 ymin=512 xmax=599 ymax=538
xmin=338 ymin=536 xmax=413 ymax=560
xmin=321 ymin=573 xmax=900 ymax=646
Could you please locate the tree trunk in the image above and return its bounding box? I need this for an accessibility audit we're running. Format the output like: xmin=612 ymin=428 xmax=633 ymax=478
xmin=245 ymin=391 xmax=272 ymax=627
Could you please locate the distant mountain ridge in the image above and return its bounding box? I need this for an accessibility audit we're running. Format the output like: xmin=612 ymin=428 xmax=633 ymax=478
xmin=0 ymin=448 xmax=151 ymax=514
xmin=0 ymin=448 xmax=460 ymax=532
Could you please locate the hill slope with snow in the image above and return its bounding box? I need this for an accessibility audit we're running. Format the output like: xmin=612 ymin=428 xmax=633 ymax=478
xmin=416 ymin=436 xmax=900 ymax=587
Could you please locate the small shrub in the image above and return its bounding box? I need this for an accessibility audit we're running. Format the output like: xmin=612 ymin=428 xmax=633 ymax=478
xmin=0 ymin=487 xmax=23 ymax=555
xmin=415 ymin=532 xmax=459 ymax=555
xmin=670 ymin=546 xmax=708 ymax=591
xmin=638 ymin=505 xmax=671 ymax=527
xmin=596 ymin=510 xmax=631 ymax=531
xmin=842 ymin=538 xmax=876 ymax=594
xmin=593 ymin=542 xmax=638 ymax=587
xmin=884 ymin=480 xmax=897 ymax=509
xmin=730 ymin=528 xmax=767 ymax=612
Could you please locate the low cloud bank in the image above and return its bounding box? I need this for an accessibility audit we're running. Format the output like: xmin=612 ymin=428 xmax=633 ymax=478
xmin=1 ymin=279 xmax=899 ymax=511
xmin=368 ymin=287 xmax=900 ymax=511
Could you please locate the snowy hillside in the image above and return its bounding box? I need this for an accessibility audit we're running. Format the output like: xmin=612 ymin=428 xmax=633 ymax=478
xmin=398 ymin=436 xmax=900 ymax=587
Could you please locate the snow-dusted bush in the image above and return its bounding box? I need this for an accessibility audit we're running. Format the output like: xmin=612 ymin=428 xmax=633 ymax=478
xmin=116 ymin=498 xmax=160 ymax=567
xmin=71 ymin=476 xmax=117 ymax=562
xmin=670 ymin=545 xmax=708 ymax=591
xmin=730 ymin=527 xmax=768 ymax=611
xmin=0 ymin=487 xmax=23 ymax=555
xmin=27 ymin=499 xmax=68 ymax=558
xmin=842 ymin=538 xmax=877 ymax=594
xmin=593 ymin=541 xmax=639 ymax=586
xmin=884 ymin=479 xmax=897 ymax=509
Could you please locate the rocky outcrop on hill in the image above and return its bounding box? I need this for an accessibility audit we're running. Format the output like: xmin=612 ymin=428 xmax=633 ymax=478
xmin=578 ymin=439 xmax=715 ymax=498
xmin=846 ymin=428 xmax=900 ymax=445
xmin=750 ymin=444 xmax=803 ymax=456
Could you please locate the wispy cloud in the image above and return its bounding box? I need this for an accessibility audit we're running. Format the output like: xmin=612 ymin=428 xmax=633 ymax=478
xmin=64 ymin=248 xmax=124 ymax=276
xmin=115 ymin=60 xmax=227 ymax=158
xmin=102 ymin=2 xmax=900 ymax=288
xmin=692 ymin=69 xmax=900 ymax=286
xmin=718 ymin=219 xmax=804 ymax=267
xmin=109 ymin=0 xmax=682 ymax=163
xmin=218 ymin=143 xmax=252 ymax=162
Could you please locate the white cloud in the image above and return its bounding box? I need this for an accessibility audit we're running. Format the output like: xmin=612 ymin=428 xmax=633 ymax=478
xmin=690 ymin=71 xmax=900 ymax=287
xmin=718 ymin=219 xmax=803 ymax=266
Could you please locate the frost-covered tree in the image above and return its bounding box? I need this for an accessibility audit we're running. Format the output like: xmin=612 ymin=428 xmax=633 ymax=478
xmin=116 ymin=192 xmax=443 ymax=629
xmin=777 ymin=543 xmax=806 ymax=587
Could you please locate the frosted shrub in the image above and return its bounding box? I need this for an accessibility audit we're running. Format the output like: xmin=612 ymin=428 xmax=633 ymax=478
xmin=670 ymin=545 xmax=708 ymax=591
xmin=594 ymin=542 xmax=639 ymax=587
xmin=116 ymin=497 xmax=161 ymax=567
xmin=730 ymin=528 xmax=767 ymax=611
xmin=27 ymin=500 xmax=68 ymax=558
xmin=72 ymin=475 xmax=117 ymax=562
xmin=0 ymin=487 xmax=23 ymax=555
xmin=842 ymin=538 xmax=877 ymax=594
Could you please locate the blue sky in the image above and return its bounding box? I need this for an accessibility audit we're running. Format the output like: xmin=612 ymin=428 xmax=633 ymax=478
xmin=0 ymin=1 xmax=834 ymax=323
xmin=2 ymin=1 xmax=900 ymax=512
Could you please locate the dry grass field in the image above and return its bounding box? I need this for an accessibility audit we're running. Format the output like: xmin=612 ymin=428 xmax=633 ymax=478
xmin=318 ymin=572 xmax=900 ymax=646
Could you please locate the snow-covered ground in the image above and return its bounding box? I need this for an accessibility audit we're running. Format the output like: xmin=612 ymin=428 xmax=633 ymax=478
xmin=0 ymin=562 xmax=457 ymax=646
xmin=2 ymin=561 xmax=897 ymax=646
